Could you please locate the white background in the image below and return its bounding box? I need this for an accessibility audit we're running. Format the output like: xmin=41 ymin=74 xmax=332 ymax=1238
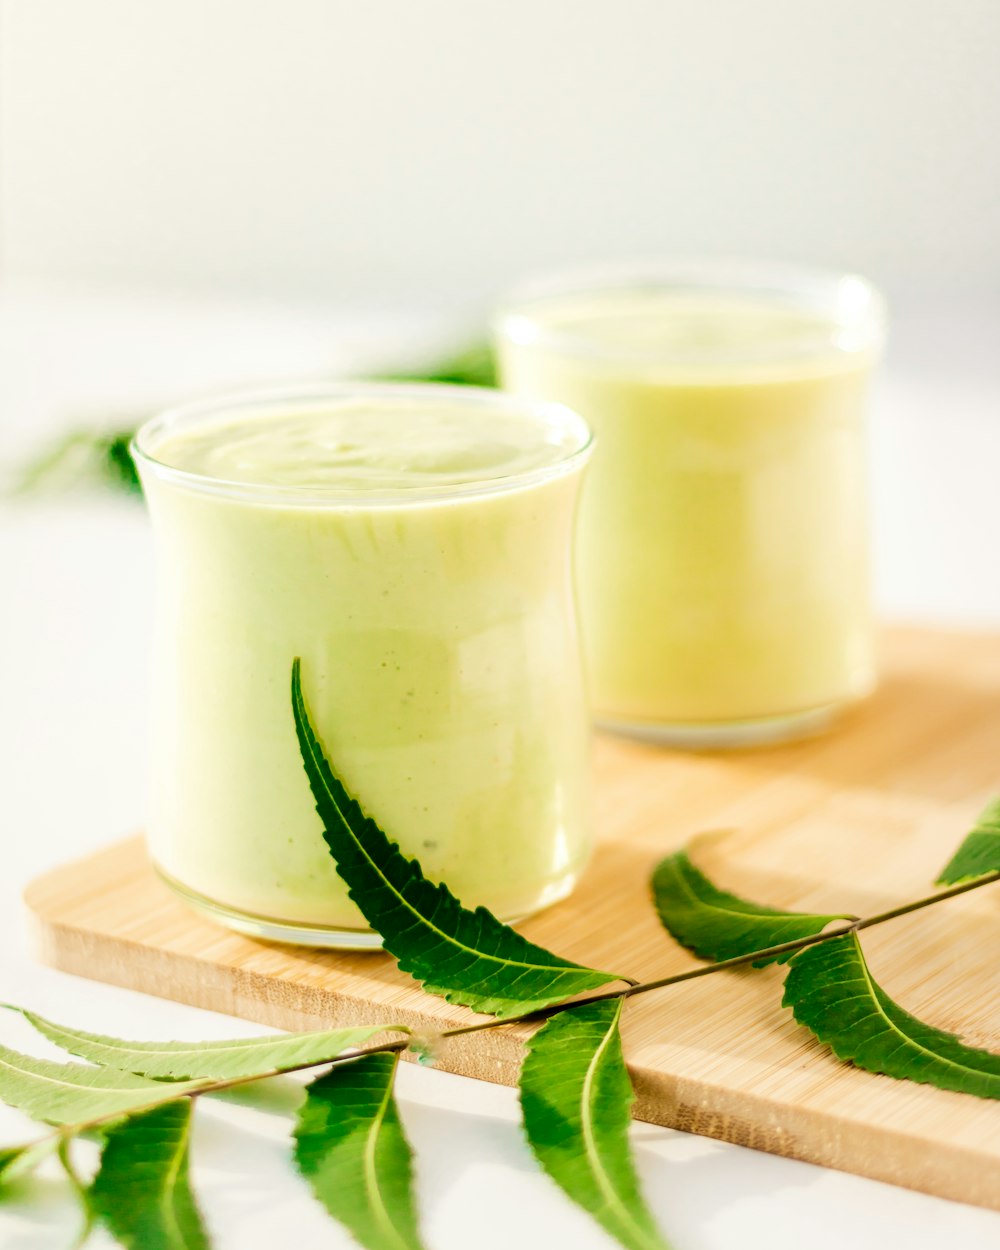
xmin=1 ymin=3 xmax=1000 ymax=1248
xmin=0 ymin=287 xmax=999 ymax=1250
xmin=3 ymin=1 xmax=1000 ymax=308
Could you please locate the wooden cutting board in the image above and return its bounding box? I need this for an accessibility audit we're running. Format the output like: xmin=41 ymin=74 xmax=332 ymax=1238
xmin=24 ymin=626 xmax=1000 ymax=1210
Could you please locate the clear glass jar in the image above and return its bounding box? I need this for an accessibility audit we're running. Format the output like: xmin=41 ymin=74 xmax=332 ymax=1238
xmin=495 ymin=261 xmax=886 ymax=747
xmin=133 ymin=383 xmax=593 ymax=947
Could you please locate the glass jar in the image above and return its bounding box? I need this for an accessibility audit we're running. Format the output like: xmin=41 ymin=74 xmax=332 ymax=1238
xmin=133 ymin=383 xmax=593 ymax=947
xmin=495 ymin=261 xmax=886 ymax=747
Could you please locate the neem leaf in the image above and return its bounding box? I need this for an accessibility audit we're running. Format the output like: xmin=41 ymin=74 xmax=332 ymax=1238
xmin=652 ymin=849 xmax=849 ymax=966
xmin=10 ymin=427 xmax=143 ymax=498
xmin=0 ymin=1044 xmax=205 ymax=1126
xmin=519 ymin=1000 xmax=670 ymax=1250
xmin=783 ymin=931 xmax=1000 ymax=1097
xmin=88 ymin=1101 xmax=210 ymax=1250
xmin=0 ymin=1137 xmax=57 ymax=1187
xmin=8 ymin=1006 xmax=396 ymax=1082
xmin=294 ymin=1052 xmax=423 ymax=1250
xmin=937 ymin=796 xmax=1000 ymax=884
xmin=292 ymin=659 xmax=621 ymax=1017
xmin=57 ymin=1138 xmax=96 ymax=1248
xmin=381 ymin=341 xmax=496 ymax=388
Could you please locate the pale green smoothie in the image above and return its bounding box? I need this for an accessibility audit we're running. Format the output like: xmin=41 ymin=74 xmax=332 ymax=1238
xmin=496 ymin=272 xmax=884 ymax=743
xmin=135 ymin=386 xmax=592 ymax=944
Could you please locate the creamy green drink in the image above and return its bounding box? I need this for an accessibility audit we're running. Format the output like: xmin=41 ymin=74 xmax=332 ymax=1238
xmin=134 ymin=385 xmax=593 ymax=945
xmin=496 ymin=265 xmax=885 ymax=746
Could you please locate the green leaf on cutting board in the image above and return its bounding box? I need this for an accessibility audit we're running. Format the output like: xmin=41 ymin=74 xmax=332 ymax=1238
xmin=292 ymin=658 xmax=622 ymax=1017
xmin=651 ymin=849 xmax=851 ymax=966
xmin=0 ymin=1043 xmax=207 ymax=1126
xmin=519 ymin=999 xmax=670 ymax=1250
xmin=783 ymin=931 xmax=1000 ymax=1097
xmin=936 ymin=796 xmax=1000 ymax=884
xmin=6 ymin=1005 xmax=399 ymax=1082
xmin=87 ymin=1100 xmax=210 ymax=1250
xmin=294 ymin=1051 xmax=424 ymax=1250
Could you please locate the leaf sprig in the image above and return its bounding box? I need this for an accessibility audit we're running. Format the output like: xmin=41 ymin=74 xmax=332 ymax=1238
xmin=8 ymin=341 xmax=496 ymax=500
xmin=3 ymin=669 xmax=999 ymax=1250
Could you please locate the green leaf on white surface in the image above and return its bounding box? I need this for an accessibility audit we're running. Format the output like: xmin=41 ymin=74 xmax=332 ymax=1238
xmin=292 ymin=658 xmax=621 ymax=1017
xmin=381 ymin=340 xmax=496 ymax=388
xmin=519 ymin=999 xmax=670 ymax=1250
xmin=783 ymin=931 xmax=1000 ymax=1097
xmin=652 ymin=849 xmax=849 ymax=966
xmin=936 ymin=796 xmax=1000 ymax=884
xmin=0 ymin=1043 xmax=205 ymax=1126
xmin=9 ymin=427 xmax=143 ymax=498
xmin=8 ymin=1005 xmax=398 ymax=1082
xmin=294 ymin=1051 xmax=424 ymax=1250
xmin=0 ymin=1136 xmax=57 ymax=1187
xmin=88 ymin=1100 xmax=210 ymax=1250
xmin=57 ymin=1137 xmax=97 ymax=1249
xmin=11 ymin=342 xmax=496 ymax=501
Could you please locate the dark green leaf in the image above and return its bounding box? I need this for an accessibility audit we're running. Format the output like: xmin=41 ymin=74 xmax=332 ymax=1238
xmin=937 ymin=796 xmax=1000 ymax=884
xmin=88 ymin=1101 xmax=210 ymax=1250
xmin=294 ymin=1052 xmax=423 ymax=1250
xmin=652 ymin=849 xmax=849 ymax=966
xmin=783 ymin=931 xmax=1000 ymax=1097
xmin=0 ymin=1043 xmax=205 ymax=1125
xmin=520 ymin=1000 xmax=670 ymax=1250
xmin=8 ymin=1005 xmax=396 ymax=1081
xmin=292 ymin=659 xmax=620 ymax=1017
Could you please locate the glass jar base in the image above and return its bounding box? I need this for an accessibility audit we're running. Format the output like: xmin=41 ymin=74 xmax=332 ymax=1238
xmin=154 ymin=860 xmax=581 ymax=950
xmin=596 ymin=701 xmax=843 ymax=749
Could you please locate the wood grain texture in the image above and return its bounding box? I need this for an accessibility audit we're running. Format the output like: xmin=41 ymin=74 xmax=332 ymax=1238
xmin=23 ymin=626 xmax=1000 ymax=1209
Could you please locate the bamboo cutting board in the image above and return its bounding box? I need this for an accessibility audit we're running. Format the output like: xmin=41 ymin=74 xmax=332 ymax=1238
xmin=24 ymin=627 xmax=1000 ymax=1210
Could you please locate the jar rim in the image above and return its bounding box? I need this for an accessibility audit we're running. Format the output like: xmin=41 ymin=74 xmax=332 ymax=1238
xmin=132 ymin=380 xmax=593 ymax=508
xmin=494 ymin=257 xmax=887 ymax=368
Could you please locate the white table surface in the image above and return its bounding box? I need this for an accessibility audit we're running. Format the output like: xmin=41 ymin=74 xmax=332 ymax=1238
xmin=1 ymin=282 xmax=999 ymax=1250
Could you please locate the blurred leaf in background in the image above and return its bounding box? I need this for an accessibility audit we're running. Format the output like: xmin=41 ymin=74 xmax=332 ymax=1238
xmin=380 ymin=340 xmax=496 ymax=389
xmin=10 ymin=340 xmax=495 ymax=500
xmin=11 ymin=426 xmax=143 ymax=498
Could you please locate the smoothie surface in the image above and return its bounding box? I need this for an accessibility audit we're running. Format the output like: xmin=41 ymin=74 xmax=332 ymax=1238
xmin=151 ymin=399 xmax=584 ymax=491
xmin=507 ymin=290 xmax=868 ymax=372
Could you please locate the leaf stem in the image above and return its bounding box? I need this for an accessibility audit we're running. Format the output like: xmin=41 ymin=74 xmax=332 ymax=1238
xmin=57 ymin=1137 xmax=95 ymax=1249
xmin=853 ymin=869 xmax=1000 ymax=930
xmin=435 ymin=869 xmax=1000 ymax=1035
xmin=30 ymin=1035 xmax=413 ymax=1148
xmin=10 ymin=869 xmax=998 ymax=1157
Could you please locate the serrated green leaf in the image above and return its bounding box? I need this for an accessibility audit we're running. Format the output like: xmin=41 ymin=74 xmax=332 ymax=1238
xmin=292 ymin=659 xmax=620 ymax=1017
xmin=0 ymin=1043 xmax=205 ymax=1126
xmin=652 ymin=849 xmax=849 ymax=966
xmin=294 ymin=1052 xmax=423 ymax=1250
xmin=937 ymin=796 xmax=1000 ymax=884
xmin=519 ymin=1000 xmax=670 ymax=1250
xmin=783 ymin=931 xmax=1000 ymax=1097
xmin=8 ymin=1005 xmax=396 ymax=1082
xmin=88 ymin=1101 xmax=210 ymax=1250
xmin=0 ymin=1137 xmax=57 ymax=1187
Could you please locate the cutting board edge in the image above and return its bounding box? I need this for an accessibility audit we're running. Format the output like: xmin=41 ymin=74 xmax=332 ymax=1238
xmin=23 ymin=875 xmax=1000 ymax=1215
